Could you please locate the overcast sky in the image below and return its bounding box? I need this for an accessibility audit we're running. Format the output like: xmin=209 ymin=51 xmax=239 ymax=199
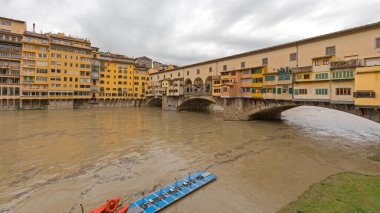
xmin=1 ymin=0 xmax=380 ymax=65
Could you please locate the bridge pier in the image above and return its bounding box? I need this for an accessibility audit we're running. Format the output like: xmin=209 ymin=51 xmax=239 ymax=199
xmin=162 ymin=96 xmax=180 ymax=111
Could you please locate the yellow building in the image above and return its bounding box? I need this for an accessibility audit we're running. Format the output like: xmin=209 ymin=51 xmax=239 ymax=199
xmin=98 ymin=52 xmax=135 ymax=99
xmin=0 ymin=17 xmax=25 ymax=109
xmin=251 ymin=66 xmax=266 ymax=98
xmin=355 ymin=65 xmax=380 ymax=107
xmin=293 ymin=66 xmax=313 ymax=100
xmin=20 ymin=32 xmax=49 ymax=105
xmin=211 ymin=76 xmax=221 ymax=96
xmin=90 ymin=47 xmax=100 ymax=100
xmin=330 ymin=59 xmax=357 ymax=104
xmin=48 ymin=33 xmax=92 ymax=100
xmin=134 ymin=65 xmax=149 ymax=99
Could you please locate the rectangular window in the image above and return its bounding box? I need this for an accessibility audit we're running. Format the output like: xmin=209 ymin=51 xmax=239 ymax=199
xmin=290 ymin=53 xmax=297 ymax=61
xmin=326 ymin=46 xmax=336 ymax=56
xmin=1 ymin=20 xmax=11 ymax=26
xmin=264 ymin=75 xmax=275 ymax=81
xmin=38 ymin=53 xmax=47 ymax=58
xmin=36 ymin=61 xmax=48 ymax=66
xmin=315 ymin=73 xmax=328 ymax=80
xmin=376 ymin=38 xmax=380 ymax=49
xmin=323 ymin=59 xmax=329 ymax=65
xmin=36 ymin=76 xmax=47 ymax=81
xmin=197 ymin=69 xmax=200 ymax=74
xmin=282 ymin=85 xmax=289 ymax=94
xmin=251 ymin=68 xmax=262 ymax=74
xmin=316 ymin=88 xmax=328 ymax=95
xmin=252 ymin=78 xmax=263 ymax=83
xmin=354 ymin=90 xmax=375 ymax=98
xmin=314 ymin=60 xmax=321 ymax=66
xmin=223 ymin=65 xmax=227 ymax=71
xmin=209 ymin=67 xmax=212 ymax=72
xmin=187 ymin=71 xmax=189 ymax=75
xmin=241 ymin=62 xmax=245 ymax=68
xmin=336 ymin=88 xmax=352 ymax=96
xmin=277 ymin=88 xmax=282 ymax=94
xmin=297 ymin=89 xmax=307 ymax=95
xmin=243 ymin=79 xmax=251 ymax=83
xmin=36 ymin=69 xmax=47 ymax=74
xmin=278 ymin=74 xmax=291 ymax=81
xmin=262 ymin=58 xmax=268 ymax=65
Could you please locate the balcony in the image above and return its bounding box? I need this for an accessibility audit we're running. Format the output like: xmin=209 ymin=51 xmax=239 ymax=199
xmin=330 ymin=59 xmax=361 ymax=70
xmin=23 ymin=72 xmax=35 ymax=76
xmin=0 ymin=72 xmax=20 ymax=77
xmin=22 ymin=79 xmax=35 ymax=83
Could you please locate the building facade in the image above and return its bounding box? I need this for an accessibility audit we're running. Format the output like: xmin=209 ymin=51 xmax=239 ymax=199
xmin=1 ymin=17 xmax=150 ymax=110
xmin=149 ymin=21 xmax=380 ymax=110
xmin=0 ymin=17 xmax=25 ymax=110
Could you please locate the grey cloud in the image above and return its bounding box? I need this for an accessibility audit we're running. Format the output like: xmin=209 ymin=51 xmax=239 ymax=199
xmin=1 ymin=0 xmax=380 ymax=65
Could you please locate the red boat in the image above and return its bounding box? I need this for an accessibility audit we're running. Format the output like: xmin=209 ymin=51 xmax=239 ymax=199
xmin=86 ymin=196 xmax=130 ymax=213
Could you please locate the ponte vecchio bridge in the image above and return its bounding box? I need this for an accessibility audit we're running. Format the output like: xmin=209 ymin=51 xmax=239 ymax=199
xmin=146 ymin=21 xmax=380 ymax=123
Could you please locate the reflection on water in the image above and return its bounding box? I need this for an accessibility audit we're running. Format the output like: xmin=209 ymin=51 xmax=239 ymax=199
xmin=283 ymin=106 xmax=380 ymax=142
xmin=0 ymin=107 xmax=379 ymax=213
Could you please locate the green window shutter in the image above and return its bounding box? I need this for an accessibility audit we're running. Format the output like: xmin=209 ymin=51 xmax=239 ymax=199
xmin=289 ymin=88 xmax=293 ymax=94
xmin=273 ymin=88 xmax=276 ymax=94
xmin=262 ymin=88 xmax=267 ymax=94
xmin=277 ymin=88 xmax=282 ymax=94
xmin=295 ymin=89 xmax=299 ymax=95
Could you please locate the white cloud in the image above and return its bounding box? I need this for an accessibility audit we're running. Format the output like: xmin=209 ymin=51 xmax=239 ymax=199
xmin=1 ymin=0 xmax=379 ymax=65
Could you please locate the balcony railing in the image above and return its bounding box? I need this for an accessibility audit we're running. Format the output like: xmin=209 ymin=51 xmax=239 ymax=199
xmin=330 ymin=59 xmax=361 ymax=70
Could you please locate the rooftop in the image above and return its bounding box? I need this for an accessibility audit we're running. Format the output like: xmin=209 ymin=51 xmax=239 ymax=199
xmin=0 ymin=17 xmax=26 ymax=24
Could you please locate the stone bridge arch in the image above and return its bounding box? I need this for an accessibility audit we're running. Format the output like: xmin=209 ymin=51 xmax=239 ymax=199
xmin=248 ymin=105 xmax=299 ymax=120
xmin=146 ymin=97 xmax=162 ymax=107
xmin=178 ymin=96 xmax=222 ymax=112
xmin=222 ymin=99 xmax=379 ymax=123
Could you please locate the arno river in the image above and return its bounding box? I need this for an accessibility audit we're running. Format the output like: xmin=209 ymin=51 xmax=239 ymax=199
xmin=0 ymin=107 xmax=380 ymax=212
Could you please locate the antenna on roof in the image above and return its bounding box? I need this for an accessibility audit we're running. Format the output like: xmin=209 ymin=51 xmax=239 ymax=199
xmin=33 ymin=23 xmax=35 ymax=33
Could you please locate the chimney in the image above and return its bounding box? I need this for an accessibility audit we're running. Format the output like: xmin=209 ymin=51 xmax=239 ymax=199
xmin=33 ymin=23 xmax=35 ymax=33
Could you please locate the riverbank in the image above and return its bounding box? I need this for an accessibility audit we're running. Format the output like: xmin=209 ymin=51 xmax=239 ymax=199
xmin=368 ymin=154 xmax=380 ymax=162
xmin=279 ymin=172 xmax=380 ymax=213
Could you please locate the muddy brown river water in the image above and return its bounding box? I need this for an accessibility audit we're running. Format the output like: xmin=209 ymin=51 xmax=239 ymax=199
xmin=0 ymin=106 xmax=380 ymax=213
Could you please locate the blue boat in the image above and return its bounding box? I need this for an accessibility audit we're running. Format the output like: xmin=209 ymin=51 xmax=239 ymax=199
xmin=127 ymin=170 xmax=216 ymax=213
